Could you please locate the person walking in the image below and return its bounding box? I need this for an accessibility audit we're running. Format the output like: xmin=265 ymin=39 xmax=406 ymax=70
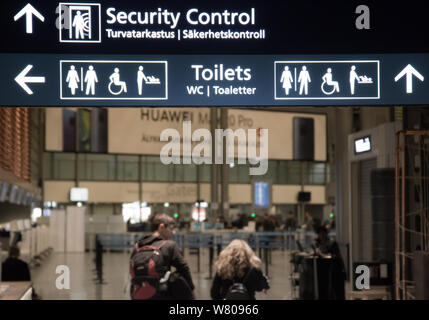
xmin=211 ymin=239 xmax=270 ymax=300
xmin=129 ymin=213 xmax=195 ymax=300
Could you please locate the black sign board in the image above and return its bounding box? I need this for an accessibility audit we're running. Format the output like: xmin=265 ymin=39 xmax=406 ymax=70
xmin=0 ymin=54 xmax=428 ymax=107
xmin=1 ymin=0 xmax=429 ymax=54
xmin=1 ymin=1 xmax=429 ymax=107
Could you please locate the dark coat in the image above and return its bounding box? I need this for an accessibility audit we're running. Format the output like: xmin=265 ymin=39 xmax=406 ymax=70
xmin=211 ymin=267 xmax=269 ymax=300
xmin=1 ymin=257 xmax=31 ymax=282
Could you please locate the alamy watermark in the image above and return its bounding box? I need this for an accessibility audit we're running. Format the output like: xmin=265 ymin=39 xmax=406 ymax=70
xmin=355 ymin=265 xmax=370 ymax=290
xmin=55 ymin=265 xmax=70 ymax=290
xmin=160 ymin=121 xmax=268 ymax=175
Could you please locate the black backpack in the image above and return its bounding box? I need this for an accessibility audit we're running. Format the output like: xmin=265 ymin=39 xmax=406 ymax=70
xmin=130 ymin=240 xmax=167 ymax=300
xmin=224 ymin=269 xmax=251 ymax=300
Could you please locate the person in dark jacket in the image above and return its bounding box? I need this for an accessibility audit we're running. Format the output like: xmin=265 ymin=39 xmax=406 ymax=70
xmin=314 ymin=226 xmax=346 ymax=300
xmin=211 ymin=239 xmax=269 ymax=300
xmin=262 ymin=213 xmax=276 ymax=231
xmin=130 ymin=213 xmax=195 ymax=300
xmin=1 ymin=246 xmax=41 ymax=299
xmin=284 ymin=211 xmax=297 ymax=231
xmin=1 ymin=246 xmax=30 ymax=281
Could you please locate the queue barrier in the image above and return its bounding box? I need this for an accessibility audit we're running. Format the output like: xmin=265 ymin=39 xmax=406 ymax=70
xmin=94 ymin=230 xmax=336 ymax=251
xmin=93 ymin=230 xmax=336 ymax=278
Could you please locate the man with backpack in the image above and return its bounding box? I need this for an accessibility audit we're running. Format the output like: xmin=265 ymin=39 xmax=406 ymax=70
xmin=129 ymin=213 xmax=195 ymax=300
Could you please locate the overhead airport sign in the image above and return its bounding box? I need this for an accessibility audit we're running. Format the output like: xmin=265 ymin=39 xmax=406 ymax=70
xmin=2 ymin=0 xmax=429 ymax=54
xmin=0 ymin=54 xmax=428 ymax=107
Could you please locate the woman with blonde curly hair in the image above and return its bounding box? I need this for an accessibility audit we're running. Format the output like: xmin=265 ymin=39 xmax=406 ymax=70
xmin=211 ymin=239 xmax=269 ymax=300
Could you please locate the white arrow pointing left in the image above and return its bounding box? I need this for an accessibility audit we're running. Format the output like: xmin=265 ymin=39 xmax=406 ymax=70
xmin=15 ymin=65 xmax=45 ymax=95
xmin=14 ymin=3 xmax=45 ymax=34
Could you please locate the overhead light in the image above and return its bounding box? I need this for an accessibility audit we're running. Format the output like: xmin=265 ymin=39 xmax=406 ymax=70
xmin=164 ymin=202 xmax=169 ymax=208
xmin=31 ymin=208 xmax=42 ymax=223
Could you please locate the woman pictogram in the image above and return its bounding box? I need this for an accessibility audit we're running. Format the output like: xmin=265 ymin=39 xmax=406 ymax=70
xmin=280 ymin=66 xmax=293 ymax=95
xmin=66 ymin=65 xmax=80 ymax=95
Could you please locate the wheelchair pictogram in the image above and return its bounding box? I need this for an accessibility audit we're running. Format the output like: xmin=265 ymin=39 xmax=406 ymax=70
xmin=321 ymin=68 xmax=340 ymax=95
xmin=108 ymin=68 xmax=128 ymax=95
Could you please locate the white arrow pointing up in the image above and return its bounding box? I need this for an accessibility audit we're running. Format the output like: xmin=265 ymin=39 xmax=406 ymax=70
xmin=14 ymin=3 xmax=45 ymax=34
xmin=394 ymin=64 xmax=424 ymax=94
xmin=15 ymin=65 xmax=45 ymax=95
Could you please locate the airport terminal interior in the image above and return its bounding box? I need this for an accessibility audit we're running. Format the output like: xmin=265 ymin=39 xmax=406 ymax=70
xmin=1 ymin=106 xmax=429 ymax=300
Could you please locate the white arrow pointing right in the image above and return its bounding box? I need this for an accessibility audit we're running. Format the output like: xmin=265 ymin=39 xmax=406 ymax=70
xmin=394 ymin=64 xmax=424 ymax=94
xmin=15 ymin=65 xmax=45 ymax=95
